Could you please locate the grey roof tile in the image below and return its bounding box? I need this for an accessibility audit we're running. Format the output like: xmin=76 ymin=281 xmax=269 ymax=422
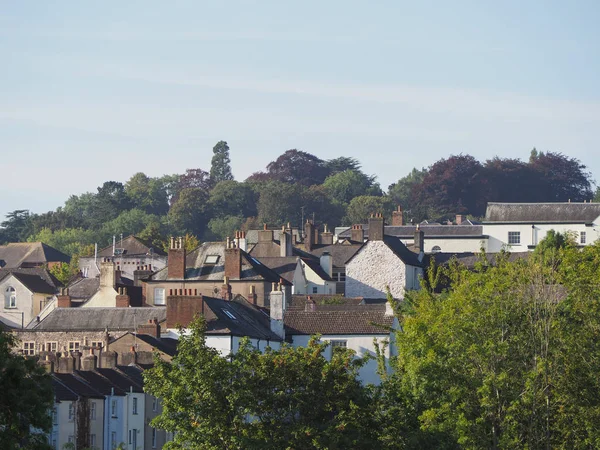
xmin=485 ymin=202 xmax=600 ymax=223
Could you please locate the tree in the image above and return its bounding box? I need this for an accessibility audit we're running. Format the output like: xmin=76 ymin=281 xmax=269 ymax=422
xmin=168 ymin=188 xmax=209 ymax=237
xmin=0 ymin=210 xmax=32 ymax=243
xmin=208 ymin=181 xmax=257 ymax=219
xmin=388 ymin=168 xmax=427 ymax=213
xmin=124 ymin=172 xmax=170 ymax=216
xmin=325 ymin=156 xmax=362 ymax=174
xmin=264 ymin=149 xmax=331 ymax=186
xmin=257 ymin=181 xmax=305 ymax=227
xmin=209 ymin=141 xmax=234 ymax=184
xmin=28 ymin=228 xmax=97 ymax=257
xmin=483 ymin=157 xmax=545 ymax=203
xmin=0 ymin=329 xmax=53 ymax=449
xmin=100 ymin=209 xmax=161 ymax=241
xmin=207 ymin=216 xmax=244 ymax=240
xmin=323 ymin=170 xmax=382 ymax=205
xmin=345 ymin=196 xmax=394 ymax=225
xmin=94 ymin=181 xmax=132 ymax=222
xmin=144 ymin=317 xmax=377 ymax=449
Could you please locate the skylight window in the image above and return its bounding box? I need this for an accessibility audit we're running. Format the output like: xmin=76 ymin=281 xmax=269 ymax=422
xmin=222 ymin=309 xmax=237 ymax=320
xmin=204 ymin=255 xmax=220 ymax=264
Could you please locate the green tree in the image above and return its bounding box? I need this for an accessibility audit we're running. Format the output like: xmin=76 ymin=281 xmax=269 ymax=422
xmin=257 ymin=181 xmax=305 ymax=227
xmin=325 ymin=156 xmax=362 ymax=174
xmin=208 ymin=181 xmax=257 ymax=219
xmin=388 ymin=167 xmax=427 ymax=213
xmin=168 ymin=188 xmax=209 ymax=237
xmin=144 ymin=317 xmax=377 ymax=450
xmin=100 ymin=209 xmax=161 ymax=240
xmin=345 ymin=195 xmax=394 ymax=225
xmin=28 ymin=228 xmax=97 ymax=257
xmin=323 ymin=170 xmax=381 ymax=205
xmin=207 ymin=216 xmax=244 ymax=240
xmin=209 ymin=141 xmax=234 ymax=184
xmin=124 ymin=172 xmax=170 ymax=215
xmin=0 ymin=330 xmax=54 ymax=449
xmin=0 ymin=210 xmax=32 ymax=243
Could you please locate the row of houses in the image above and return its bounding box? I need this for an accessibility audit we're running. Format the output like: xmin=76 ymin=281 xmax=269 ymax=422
xmin=3 ymin=201 xmax=600 ymax=448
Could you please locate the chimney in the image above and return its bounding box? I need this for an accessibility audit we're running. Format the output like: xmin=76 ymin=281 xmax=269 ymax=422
xmin=72 ymin=350 xmax=82 ymax=371
xmin=57 ymin=351 xmax=74 ymax=373
xmin=319 ymin=252 xmax=333 ymax=278
xmin=368 ymin=213 xmax=385 ymax=241
xmin=234 ymin=231 xmax=248 ymax=252
xmin=305 ymin=295 xmax=316 ymax=312
xmin=100 ymin=351 xmax=117 ymax=369
xmin=414 ymin=224 xmax=425 ymax=253
xmin=248 ymin=285 xmax=258 ymax=305
xmin=304 ymin=220 xmax=315 ymax=251
xmin=258 ymin=224 xmax=274 ymax=243
xmin=57 ymin=288 xmax=71 ymax=308
xmin=129 ymin=346 xmax=138 ymax=364
xmin=81 ymin=349 xmax=98 ymax=371
xmin=269 ymin=282 xmax=285 ymax=339
xmin=100 ymin=258 xmax=116 ymax=288
xmin=115 ymin=287 xmax=130 ymax=307
xmin=351 ymin=225 xmax=364 ymax=243
xmin=455 ymin=214 xmax=464 ymax=225
xmin=320 ymin=224 xmax=333 ymax=246
xmin=280 ymin=227 xmax=293 ymax=257
xmin=392 ymin=205 xmax=404 ymax=226
xmin=137 ymin=318 xmax=161 ymax=338
xmin=133 ymin=265 xmax=153 ymax=287
xmin=221 ymin=276 xmax=232 ymax=300
xmin=41 ymin=354 xmax=54 ymax=373
xmin=167 ymin=237 xmax=186 ymax=280
xmin=224 ymin=239 xmax=242 ymax=279
xmin=166 ymin=289 xmax=215 ymax=329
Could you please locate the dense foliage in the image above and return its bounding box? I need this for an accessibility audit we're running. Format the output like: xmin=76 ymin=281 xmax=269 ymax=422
xmin=0 ymin=329 xmax=54 ymax=450
xmin=0 ymin=146 xmax=593 ymax=254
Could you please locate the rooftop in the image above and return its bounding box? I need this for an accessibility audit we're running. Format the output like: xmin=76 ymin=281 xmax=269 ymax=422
xmin=484 ymin=202 xmax=600 ymax=223
xmin=31 ymin=307 xmax=166 ymax=331
xmin=0 ymin=242 xmax=70 ymax=269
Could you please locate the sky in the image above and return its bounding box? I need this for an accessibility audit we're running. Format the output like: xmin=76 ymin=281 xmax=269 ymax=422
xmin=2 ymin=1 xmax=600 ymax=220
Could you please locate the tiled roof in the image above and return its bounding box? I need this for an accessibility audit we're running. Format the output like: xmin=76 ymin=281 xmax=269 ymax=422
xmin=52 ymin=373 xmax=103 ymax=399
xmin=285 ymin=305 xmax=393 ymax=335
xmin=0 ymin=242 xmax=70 ymax=268
xmin=0 ymin=268 xmax=61 ymax=294
xmin=485 ymin=202 xmax=600 ymax=223
xmin=52 ymin=377 xmax=78 ymax=401
xmin=97 ymin=235 xmax=167 ymax=257
xmin=382 ymin=236 xmax=424 ymax=267
xmin=252 ymin=257 xmax=298 ymax=283
xmin=338 ymin=224 xmax=484 ymax=239
xmin=245 ymin=228 xmax=302 ymax=245
xmin=133 ymin=334 xmax=178 ymax=356
xmin=33 ymin=307 xmax=166 ymax=331
xmin=66 ymin=277 xmax=100 ymax=299
xmin=150 ymin=242 xmax=287 ymax=284
xmin=307 ymin=244 xmax=362 ymax=267
xmin=74 ymin=370 xmax=126 ymax=396
xmin=301 ymin=258 xmax=333 ymax=281
xmin=96 ymin=368 xmax=143 ymax=393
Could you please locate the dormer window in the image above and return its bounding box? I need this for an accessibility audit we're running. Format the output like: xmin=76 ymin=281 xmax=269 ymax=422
xmin=204 ymin=255 xmax=220 ymax=264
xmin=4 ymin=287 xmax=16 ymax=309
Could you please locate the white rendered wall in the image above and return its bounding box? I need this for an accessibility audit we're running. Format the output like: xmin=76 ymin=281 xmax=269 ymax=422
xmin=346 ymin=241 xmax=407 ymax=299
xmin=291 ymin=334 xmax=392 ymax=385
xmin=483 ymin=223 xmax=598 ymax=252
xmin=0 ymin=275 xmax=34 ymax=328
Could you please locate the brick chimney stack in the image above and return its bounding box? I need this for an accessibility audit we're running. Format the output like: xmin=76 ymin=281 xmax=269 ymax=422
xmin=166 ymin=289 xmax=215 ymax=329
xmin=368 ymin=213 xmax=385 ymax=241
xmin=100 ymin=258 xmax=116 ymax=288
xmin=320 ymin=224 xmax=333 ymax=245
xmin=350 ymin=224 xmax=364 ymax=243
xmin=392 ymin=205 xmax=404 ymax=226
xmin=304 ymin=220 xmax=315 ymax=251
xmin=258 ymin=223 xmax=274 ymax=243
xmin=224 ymin=239 xmax=242 ymax=280
xmin=116 ymin=287 xmax=130 ymax=307
xmin=137 ymin=318 xmax=161 ymax=338
xmin=133 ymin=265 xmax=153 ymax=287
xmin=167 ymin=237 xmax=186 ymax=280
xmin=248 ymin=285 xmax=258 ymax=305
xmin=221 ymin=276 xmax=232 ymax=300
xmin=455 ymin=214 xmax=464 ymax=225
xmin=413 ymin=224 xmax=425 ymax=253
xmin=57 ymin=288 xmax=71 ymax=308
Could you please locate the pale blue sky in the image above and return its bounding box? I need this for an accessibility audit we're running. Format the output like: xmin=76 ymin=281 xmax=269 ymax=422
xmin=2 ymin=1 xmax=599 ymax=219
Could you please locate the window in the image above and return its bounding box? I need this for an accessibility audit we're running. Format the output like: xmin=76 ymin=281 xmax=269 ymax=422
xmin=90 ymin=434 xmax=96 ymax=448
xmin=330 ymin=340 xmax=347 ymax=355
xmin=132 ymin=397 xmax=138 ymax=415
xmin=90 ymin=401 xmax=96 ymax=420
xmin=68 ymin=341 xmax=80 ymax=353
xmin=23 ymin=342 xmax=35 ymax=356
xmin=132 ymin=429 xmax=137 ymax=449
xmin=581 ymin=231 xmax=587 ymax=244
xmin=45 ymin=342 xmax=57 ymax=352
xmin=111 ymin=432 xmax=117 ymax=449
xmin=52 ymin=407 xmax=58 ymax=425
xmin=204 ymin=255 xmax=220 ymax=264
xmin=337 ymin=272 xmax=346 ymax=282
xmin=91 ymin=341 xmax=103 ymax=349
xmin=129 ymin=430 xmax=132 ymax=445
xmin=154 ymin=288 xmax=165 ymax=305
xmin=312 ymin=287 xmax=318 ymax=294
xmin=431 ymin=245 xmax=442 ymax=254
xmin=222 ymin=309 xmax=237 ymax=320
xmin=508 ymin=231 xmax=521 ymax=245
xmin=152 ymin=397 xmax=158 ymax=412
xmin=4 ymin=286 xmax=16 ymax=308
xmin=111 ymin=399 xmax=117 ymax=417
xmin=68 ymin=435 xmax=75 ymax=443
xmin=152 ymin=428 xmax=157 ymax=448
xmin=68 ymin=402 xmax=75 ymax=421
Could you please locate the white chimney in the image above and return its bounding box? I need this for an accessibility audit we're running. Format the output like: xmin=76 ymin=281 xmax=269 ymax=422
xmin=280 ymin=228 xmax=292 ymax=257
xmin=269 ymin=282 xmax=285 ymax=340
xmin=319 ymin=252 xmax=333 ymax=278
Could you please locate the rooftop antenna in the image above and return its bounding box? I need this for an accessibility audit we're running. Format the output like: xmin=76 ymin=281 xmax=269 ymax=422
xmin=112 ymin=235 xmax=116 ymax=256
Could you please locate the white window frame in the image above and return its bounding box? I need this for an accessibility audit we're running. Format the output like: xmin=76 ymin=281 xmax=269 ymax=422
xmin=508 ymin=231 xmax=521 ymax=245
xmin=68 ymin=402 xmax=75 ymax=421
xmin=68 ymin=341 xmax=80 ymax=353
xmin=90 ymin=401 xmax=96 ymax=420
xmin=45 ymin=342 xmax=58 ymax=352
xmin=330 ymin=339 xmax=348 ymax=356
xmin=23 ymin=342 xmax=36 ymax=356
xmin=111 ymin=399 xmax=118 ymax=417
xmin=132 ymin=397 xmax=138 ymax=415
xmin=4 ymin=286 xmax=16 ymax=309
xmin=154 ymin=287 xmax=166 ymax=305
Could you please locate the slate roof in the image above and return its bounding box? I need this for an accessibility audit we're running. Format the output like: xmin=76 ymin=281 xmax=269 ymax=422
xmin=301 ymin=258 xmax=334 ymax=281
xmin=150 ymin=242 xmax=288 ymax=284
xmin=52 ymin=373 xmax=103 ymax=399
xmin=52 ymin=377 xmax=78 ymax=401
xmin=307 ymin=244 xmax=363 ymax=267
xmin=66 ymin=277 xmax=100 ymax=300
xmin=338 ymin=224 xmax=484 ymax=239
xmin=97 ymin=235 xmax=167 ymax=257
xmin=485 ymin=202 xmax=600 ymax=223
xmin=202 ymin=295 xmax=281 ymax=340
xmin=0 ymin=242 xmax=70 ymax=268
xmin=74 ymin=370 xmax=127 ymax=396
xmin=0 ymin=268 xmax=61 ymax=294
xmin=285 ymin=304 xmax=394 ymax=335
xmin=345 ymin=236 xmax=424 ymax=268
xmin=252 ymin=257 xmax=298 ymax=283
xmin=132 ymin=334 xmax=178 ymax=356
xmin=245 ymin=228 xmax=302 ymax=245
xmin=33 ymin=307 xmax=166 ymax=331
xmin=96 ymin=367 xmax=143 ymax=393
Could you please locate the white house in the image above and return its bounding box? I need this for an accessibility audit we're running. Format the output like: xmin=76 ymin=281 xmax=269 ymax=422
xmin=483 ymin=202 xmax=600 ymax=252
xmin=345 ymin=215 xmax=425 ymax=300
